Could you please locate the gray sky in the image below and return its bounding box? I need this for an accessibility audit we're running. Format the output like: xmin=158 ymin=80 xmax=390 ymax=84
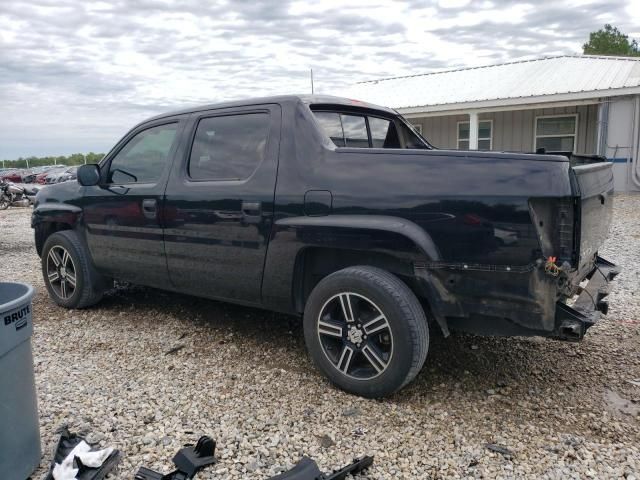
xmin=1 ymin=0 xmax=639 ymax=159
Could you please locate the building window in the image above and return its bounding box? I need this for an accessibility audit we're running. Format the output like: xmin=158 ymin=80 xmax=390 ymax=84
xmin=535 ymin=115 xmax=577 ymax=152
xmin=457 ymin=120 xmax=492 ymax=150
xmin=412 ymin=123 xmax=422 ymax=134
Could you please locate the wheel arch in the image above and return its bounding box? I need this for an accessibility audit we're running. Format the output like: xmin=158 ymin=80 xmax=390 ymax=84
xmin=32 ymin=203 xmax=82 ymax=256
xmin=291 ymin=246 xmax=420 ymax=314
xmin=267 ymin=214 xmax=442 ymax=318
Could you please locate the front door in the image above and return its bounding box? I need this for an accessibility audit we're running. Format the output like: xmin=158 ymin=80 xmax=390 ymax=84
xmin=82 ymin=120 xmax=184 ymax=288
xmin=163 ymin=105 xmax=281 ymax=304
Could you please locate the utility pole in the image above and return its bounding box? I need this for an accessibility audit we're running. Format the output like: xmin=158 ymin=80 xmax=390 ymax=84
xmin=310 ymin=68 xmax=314 ymax=94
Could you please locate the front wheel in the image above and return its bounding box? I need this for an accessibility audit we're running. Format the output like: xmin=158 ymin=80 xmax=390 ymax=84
xmin=0 ymin=195 xmax=9 ymax=210
xmin=303 ymin=266 xmax=429 ymax=398
xmin=41 ymin=230 xmax=104 ymax=309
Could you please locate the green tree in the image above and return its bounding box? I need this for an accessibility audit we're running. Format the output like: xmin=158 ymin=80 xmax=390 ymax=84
xmin=583 ymin=24 xmax=640 ymax=57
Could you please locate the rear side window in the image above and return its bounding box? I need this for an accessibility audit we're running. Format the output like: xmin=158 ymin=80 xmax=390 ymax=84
xmin=189 ymin=113 xmax=269 ymax=181
xmin=314 ymin=112 xmax=368 ymax=147
xmin=108 ymin=123 xmax=178 ymax=184
xmin=313 ymin=110 xmax=427 ymax=149
xmin=314 ymin=112 xmax=344 ymax=146
xmin=369 ymin=117 xmax=400 ymax=148
xmin=341 ymin=115 xmax=368 ymax=147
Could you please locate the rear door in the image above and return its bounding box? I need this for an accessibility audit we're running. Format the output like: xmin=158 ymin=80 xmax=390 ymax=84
xmin=82 ymin=118 xmax=185 ymax=288
xmin=163 ymin=104 xmax=281 ymax=304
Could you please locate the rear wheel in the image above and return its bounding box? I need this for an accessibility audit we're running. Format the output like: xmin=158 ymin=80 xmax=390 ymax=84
xmin=42 ymin=231 xmax=104 ymax=309
xmin=303 ymin=266 xmax=429 ymax=398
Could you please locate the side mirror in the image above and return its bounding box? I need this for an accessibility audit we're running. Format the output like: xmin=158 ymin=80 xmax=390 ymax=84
xmin=77 ymin=164 xmax=101 ymax=186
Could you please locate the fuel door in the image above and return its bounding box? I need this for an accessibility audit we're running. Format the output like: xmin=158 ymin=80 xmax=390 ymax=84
xmin=304 ymin=190 xmax=332 ymax=216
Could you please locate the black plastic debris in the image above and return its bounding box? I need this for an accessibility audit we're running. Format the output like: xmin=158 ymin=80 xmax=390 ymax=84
xmin=135 ymin=436 xmax=217 ymax=480
xmin=44 ymin=428 xmax=121 ymax=480
xmin=268 ymin=456 xmax=374 ymax=480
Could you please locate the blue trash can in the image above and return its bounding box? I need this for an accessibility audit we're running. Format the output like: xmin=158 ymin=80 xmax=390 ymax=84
xmin=0 ymin=282 xmax=41 ymax=480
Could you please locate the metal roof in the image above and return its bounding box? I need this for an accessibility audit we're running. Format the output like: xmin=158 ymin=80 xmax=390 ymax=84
xmin=340 ymin=55 xmax=640 ymax=113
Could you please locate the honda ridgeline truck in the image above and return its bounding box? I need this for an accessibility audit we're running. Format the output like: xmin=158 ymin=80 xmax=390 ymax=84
xmin=32 ymin=95 xmax=617 ymax=397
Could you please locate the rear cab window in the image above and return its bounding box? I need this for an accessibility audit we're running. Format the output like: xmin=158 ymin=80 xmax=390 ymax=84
xmin=311 ymin=106 xmax=428 ymax=150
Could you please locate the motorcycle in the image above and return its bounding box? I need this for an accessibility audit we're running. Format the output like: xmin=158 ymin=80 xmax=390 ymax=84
xmin=0 ymin=181 xmax=37 ymax=209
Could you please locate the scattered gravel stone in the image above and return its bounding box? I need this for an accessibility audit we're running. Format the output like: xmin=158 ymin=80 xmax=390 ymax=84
xmin=1 ymin=194 xmax=639 ymax=478
xmin=317 ymin=434 xmax=335 ymax=448
xmin=485 ymin=443 xmax=515 ymax=458
xmin=604 ymin=389 xmax=640 ymax=416
xmin=164 ymin=344 xmax=185 ymax=355
xmin=342 ymin=406 xmax=361 ymax=417
xmin=85 ymin=432 xmax=104 ymax=444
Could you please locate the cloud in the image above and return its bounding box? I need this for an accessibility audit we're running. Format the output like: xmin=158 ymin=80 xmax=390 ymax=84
xmin=0 ymin=0 xmax=638 ymax=158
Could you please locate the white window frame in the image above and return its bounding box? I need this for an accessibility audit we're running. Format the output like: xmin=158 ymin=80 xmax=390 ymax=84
xmin=534 ymin=114 xmax=578 ymax=152
xmin=412 ymin=123 xmax=422 ymax=134
xmin=457 ymin=119 xmax=493 ymax=150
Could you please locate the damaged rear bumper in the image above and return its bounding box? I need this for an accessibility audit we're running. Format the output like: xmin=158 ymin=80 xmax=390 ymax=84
xmin=554 ymin=256 xmax=619 ymax=341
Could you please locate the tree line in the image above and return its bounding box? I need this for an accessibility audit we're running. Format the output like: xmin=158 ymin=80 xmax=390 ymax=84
xmin=1 ymin=152 xmax=105 ymax=169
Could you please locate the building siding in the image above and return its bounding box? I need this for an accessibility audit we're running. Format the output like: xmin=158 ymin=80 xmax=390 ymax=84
xmin=413 ymin=104 xmax=599 ymax=154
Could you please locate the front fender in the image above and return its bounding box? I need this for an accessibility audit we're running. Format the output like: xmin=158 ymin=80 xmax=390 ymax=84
xmin=31 ymin=202 xmax=82 ymax=230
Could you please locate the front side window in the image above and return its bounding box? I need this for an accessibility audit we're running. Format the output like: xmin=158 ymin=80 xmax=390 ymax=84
xmin=108 ymin=123 xmax=178 ymax=184
xmin=535 ymin=116 xmax=577 ymax=152
xmin=188 ymin=113 xmax=270 ymax=181
xmin=457 ymin=120 xmax=492 ymax=150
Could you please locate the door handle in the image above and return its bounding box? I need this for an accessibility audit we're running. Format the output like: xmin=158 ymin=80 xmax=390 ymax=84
xmin=241 ymin=201 xmax=262 ymax=224
xmin=107 ymin=184 xmax=130 ymax=195
xmin=142 ymin=199 xmax=157 ymax=219
xmin=241 ymin=201 xmax=262 ymax=215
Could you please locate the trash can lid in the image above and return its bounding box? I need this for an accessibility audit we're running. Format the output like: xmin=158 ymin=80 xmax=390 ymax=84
xmin=0 ymin=283 xmax=35 ymax=312
xmin=0 ymin=282 xmax=35 ymax=357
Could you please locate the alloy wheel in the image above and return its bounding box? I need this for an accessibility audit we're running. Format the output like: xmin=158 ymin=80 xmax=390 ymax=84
xmin=316 ymin=292 xmax=393 ymax=380
xmin=46 ymin=245 xmax=77 ymax=300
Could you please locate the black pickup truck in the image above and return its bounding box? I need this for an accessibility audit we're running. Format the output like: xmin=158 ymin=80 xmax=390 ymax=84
xmin=32 ymin=95 xmax=617 ymax=397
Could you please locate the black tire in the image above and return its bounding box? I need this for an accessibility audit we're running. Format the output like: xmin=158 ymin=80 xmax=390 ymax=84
xmin=0 ymin=195 xmax=8 ymax=210
xmin=41 ymin=230 xmax=104 ymax=309
xmin=303 ymin=266 xmax=429 ymax=398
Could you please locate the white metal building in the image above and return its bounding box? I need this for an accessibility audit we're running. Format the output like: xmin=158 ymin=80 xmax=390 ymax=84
xmin=342 ymin=55 xmax=640 ymax=192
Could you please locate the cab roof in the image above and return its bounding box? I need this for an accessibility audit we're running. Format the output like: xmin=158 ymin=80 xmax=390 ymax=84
xmin=144 ymin=95 xmax=396 ymax=123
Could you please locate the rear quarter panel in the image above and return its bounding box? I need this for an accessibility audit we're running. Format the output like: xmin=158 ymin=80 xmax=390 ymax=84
xmin=263 ymin=100 xmax=573 ymax=314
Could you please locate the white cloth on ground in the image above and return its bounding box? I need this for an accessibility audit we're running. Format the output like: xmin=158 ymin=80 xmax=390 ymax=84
xmin=51 ymin=440 xmax=114 ymax=480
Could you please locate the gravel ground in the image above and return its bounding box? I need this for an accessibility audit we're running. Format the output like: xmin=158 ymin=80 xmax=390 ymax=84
xmin=1 ymin=195 xmax=639 ymax=479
